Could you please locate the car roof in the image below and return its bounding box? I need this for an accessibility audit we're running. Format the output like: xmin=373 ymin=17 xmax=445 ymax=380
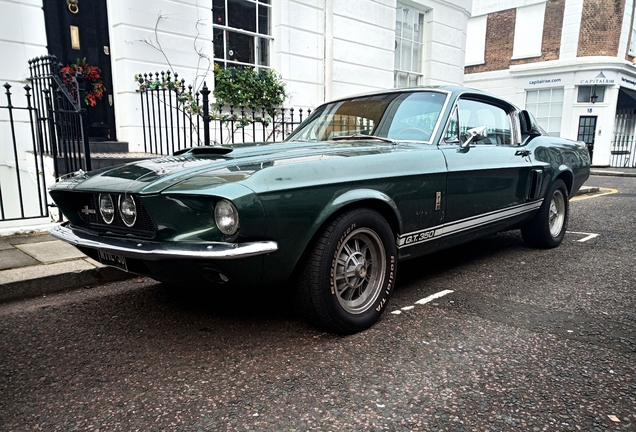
xmin=326 ymin=86 xmax=518 ymax=111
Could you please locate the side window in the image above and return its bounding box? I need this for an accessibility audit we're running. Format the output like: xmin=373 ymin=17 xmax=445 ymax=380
xmin=457 ymin=99 xmax=513 ymax=145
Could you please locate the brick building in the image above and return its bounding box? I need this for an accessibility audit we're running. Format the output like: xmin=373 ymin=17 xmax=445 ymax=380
xmin=464 ymin=0 xmax=636 ymax=167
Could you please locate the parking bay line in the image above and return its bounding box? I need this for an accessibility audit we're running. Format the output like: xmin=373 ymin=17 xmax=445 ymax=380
xmin=392 ymin=289 xmax=455 ymax=315
xmin=567 ymin=231 xmax=600 ymax=242
xmin=570 ymin=187 xmax=618 ymax=202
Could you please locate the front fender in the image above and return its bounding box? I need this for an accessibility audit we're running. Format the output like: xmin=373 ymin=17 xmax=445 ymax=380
xmin=321 ymin=188 xmax=404 ymax=234
xmin=259 ymin=186 xmax=404 ymax=286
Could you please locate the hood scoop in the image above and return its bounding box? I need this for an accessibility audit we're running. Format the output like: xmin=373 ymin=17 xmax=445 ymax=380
xmin=174 ymin=146 xmax=233 ymax=156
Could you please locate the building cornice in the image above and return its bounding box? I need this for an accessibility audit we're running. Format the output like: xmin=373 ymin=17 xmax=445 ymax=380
xmin=430 ymin=0 xmax=472 ymax=17
xmin=508 ymin=57 xmax=636 ymax=77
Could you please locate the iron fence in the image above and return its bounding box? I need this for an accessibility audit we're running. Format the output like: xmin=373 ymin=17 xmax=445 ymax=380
xmin=136 ymin=71 xmax=311 ymax=155
xmin=0 ymin=83 xmax=50 ymax=222
xmin=28 ymin=55 xmax=92 ymax=177
xmin=610 ymin=135 xmax=636 ymax=168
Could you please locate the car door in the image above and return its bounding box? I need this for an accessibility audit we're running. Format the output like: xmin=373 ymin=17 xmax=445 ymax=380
xmin=438 ymin=97 xmax=535 ymax=248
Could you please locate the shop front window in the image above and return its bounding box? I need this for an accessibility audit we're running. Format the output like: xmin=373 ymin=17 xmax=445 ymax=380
xmin=577 ymin=86 xmax=605 ymax=103
xmin=525 ymin=88 xmax=564 ymax=137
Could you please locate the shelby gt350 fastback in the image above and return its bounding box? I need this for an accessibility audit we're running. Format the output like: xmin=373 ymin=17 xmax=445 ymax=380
xmin=49 ymin=86 xmax=590 ymax=333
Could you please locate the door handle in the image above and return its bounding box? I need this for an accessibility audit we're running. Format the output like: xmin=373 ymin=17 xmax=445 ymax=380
xmin=515 ymin=150 xmax=531 ymax=157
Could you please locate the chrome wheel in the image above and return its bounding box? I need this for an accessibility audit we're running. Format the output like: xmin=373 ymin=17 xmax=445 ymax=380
xmin=333 ymin=228 xmax=386 ymax=314
xmin=297 ymin=208 xmax=396 ymax=333
xmin=549 ymin=189 xmax=566 ymax=237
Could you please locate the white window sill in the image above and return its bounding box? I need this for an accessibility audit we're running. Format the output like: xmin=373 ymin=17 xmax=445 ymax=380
xmin=465 ymin=61 xmax=485 ymax=67
xmin=511 ymin=53 xmax=542 ymax=60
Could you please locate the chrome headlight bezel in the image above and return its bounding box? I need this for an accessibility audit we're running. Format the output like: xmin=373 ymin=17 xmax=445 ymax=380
xmin=119 ymin=194 xmax=137 ymax=227
xmin=214 ymin=199 xmax=239 ymax=236
xmin=99 ymin=193 xmax=115 ymax=225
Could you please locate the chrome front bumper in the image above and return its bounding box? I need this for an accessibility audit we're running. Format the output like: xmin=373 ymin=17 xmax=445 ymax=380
xmin=50 ymin=223 xmax=278 ymax=261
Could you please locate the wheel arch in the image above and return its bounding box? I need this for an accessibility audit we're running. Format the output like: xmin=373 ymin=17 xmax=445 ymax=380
xmin=292 ymin=190 xmax=403 ymax=275
xmin=555 ymin=166 xmax=573 ymax=195
xmin=327 ymin=189 xmax=402 ymax=233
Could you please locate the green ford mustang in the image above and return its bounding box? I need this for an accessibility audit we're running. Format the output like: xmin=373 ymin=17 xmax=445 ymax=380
xmin=49 ymin=86 xmax=590 ymax=333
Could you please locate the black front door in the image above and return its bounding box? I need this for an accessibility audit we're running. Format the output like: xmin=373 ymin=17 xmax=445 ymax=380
xmin=43 ymin=0 xmax=116 ymax=141
xmin=577 ymin=116 xmax=597 ymax=160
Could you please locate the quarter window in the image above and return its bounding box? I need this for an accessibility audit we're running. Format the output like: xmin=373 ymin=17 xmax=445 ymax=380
xmin=213 ymin=0 xmax=272 ymax=69
xmin=394 ymin=3 xmax=425 ymax=88
xmin=525 ymin=88 xmax=563 ymax=137
xmin=446 ymin=99 xmax=512 ymax=145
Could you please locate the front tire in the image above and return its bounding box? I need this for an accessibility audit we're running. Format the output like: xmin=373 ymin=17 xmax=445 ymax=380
xmin=297 ymin=208 xmax=397 ymax=334
xmin=522 ymin=179 xmax=569 ymax=248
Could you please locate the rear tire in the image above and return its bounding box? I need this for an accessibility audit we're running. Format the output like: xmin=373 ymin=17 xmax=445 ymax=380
xmin=522 ymin=179 xmax=569 ymax=248
xmin=297 ymin=208 xmax=397 ymax=334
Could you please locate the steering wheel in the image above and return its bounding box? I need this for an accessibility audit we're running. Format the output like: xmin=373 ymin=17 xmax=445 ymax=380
xmin=395 ymin=127 xmax=431 ymax=141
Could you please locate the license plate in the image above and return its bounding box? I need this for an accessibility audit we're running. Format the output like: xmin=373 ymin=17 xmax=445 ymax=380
xmin=98 ymin=250 xmax=128 ymax=271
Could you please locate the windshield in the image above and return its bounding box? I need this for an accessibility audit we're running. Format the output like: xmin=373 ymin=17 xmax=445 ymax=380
xmin=286 ymin=91 xmax=447 ymax=143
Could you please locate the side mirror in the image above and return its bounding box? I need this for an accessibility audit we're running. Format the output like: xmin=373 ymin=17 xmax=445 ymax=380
xmin=520 ymin=110 xmax=542 ymax=136
xmin=461 ymin=126 xmax=488 ymax=148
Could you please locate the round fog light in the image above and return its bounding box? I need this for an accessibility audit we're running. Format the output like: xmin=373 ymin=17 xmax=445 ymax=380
xmin=119 ymin=195 xmax=137 ymax=227
xmin=99 ymin=194 xmax=114 ymax=224
xmin=214 ymin=199 xmax=239 ymax=235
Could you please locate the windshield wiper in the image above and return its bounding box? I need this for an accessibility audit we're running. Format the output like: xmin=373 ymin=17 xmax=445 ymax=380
xmin=331 ymin=134 xmax=395 ymax=144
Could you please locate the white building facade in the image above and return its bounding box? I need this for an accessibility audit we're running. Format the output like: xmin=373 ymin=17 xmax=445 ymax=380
xmin=0 ymin=0 xmax=472 ymax=229
xmin=464 ymin=0 xmax=636 ymax=167
xmin=2 ymin=0 xmax=472 ymax=150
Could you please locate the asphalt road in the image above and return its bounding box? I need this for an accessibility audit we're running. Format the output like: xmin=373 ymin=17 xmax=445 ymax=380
xmin=1 ymin=176 xmax=634 ymax=431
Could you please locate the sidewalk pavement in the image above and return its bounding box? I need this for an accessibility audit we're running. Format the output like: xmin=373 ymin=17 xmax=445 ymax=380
xmin=0 ymin=167 xmax=633 ymax=304
xmin=0 ymin=232 xmax=131 ymax=303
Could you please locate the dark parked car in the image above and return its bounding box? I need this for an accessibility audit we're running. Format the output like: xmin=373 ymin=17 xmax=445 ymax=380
xmin=49 ymin=86 xmax=590 ymax=333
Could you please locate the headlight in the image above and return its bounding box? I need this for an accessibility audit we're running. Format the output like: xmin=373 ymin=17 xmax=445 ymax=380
xmin=119 ymin=195 xmax=137 ymax=227
xmin=214 ymin=199 xmax=239 ymax=235
xmin=99 ymin=194 xmax=114 ymax=224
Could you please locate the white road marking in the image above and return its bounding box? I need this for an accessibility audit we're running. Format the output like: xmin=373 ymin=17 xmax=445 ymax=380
xmin=415 ymin=289 xmax=455 ymax=305
xmin=390 ymin=289 xmax=455 ymax=316
xmin=567 ymin=231 xmax=600 ymax=242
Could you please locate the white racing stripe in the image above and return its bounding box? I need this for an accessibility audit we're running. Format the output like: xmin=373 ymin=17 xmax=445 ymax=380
xmin=397 ymin=200 xmax=543 ymax=248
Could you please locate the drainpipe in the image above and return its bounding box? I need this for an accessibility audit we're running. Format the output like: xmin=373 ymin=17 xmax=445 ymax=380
xmin=324 ymin=0 xmax=333 ymax=102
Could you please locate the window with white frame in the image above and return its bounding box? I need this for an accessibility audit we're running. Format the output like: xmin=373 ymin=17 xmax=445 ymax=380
xmin=394 ymin=3 xmax=425 ymax=88
xmin=465 ymin=15 xmax=487 ymax=66
xmin=525 ymin=88 xmax=564 ymax=137
xmin=213 ymin=0 xmax=272 ymax=69
xmin=577 ymin=85 xmax=605 ymax=103
xmin=512 ymin=3 xmax=545 ymax=59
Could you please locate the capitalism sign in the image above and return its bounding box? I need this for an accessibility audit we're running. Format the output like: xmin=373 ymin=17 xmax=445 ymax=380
xmin=579 ymin=71 xmax=615 ymax=85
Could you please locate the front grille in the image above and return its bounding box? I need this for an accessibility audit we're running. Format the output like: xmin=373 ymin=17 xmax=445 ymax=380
xmin=75 ymin=193 xmax=156 ymax=238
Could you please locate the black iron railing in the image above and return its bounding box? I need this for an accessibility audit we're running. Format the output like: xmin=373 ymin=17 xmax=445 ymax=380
xmin=136 ymin=71 xmax=311 ymax=155
xmin=0 ymin=83 xmax=50 ymax=222
xmin=610 ymin=135 xmax=635 ymax=167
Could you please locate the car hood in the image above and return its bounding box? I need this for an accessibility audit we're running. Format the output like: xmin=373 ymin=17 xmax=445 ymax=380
xmin=51 ymin=140 xmax=419 ymax=195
